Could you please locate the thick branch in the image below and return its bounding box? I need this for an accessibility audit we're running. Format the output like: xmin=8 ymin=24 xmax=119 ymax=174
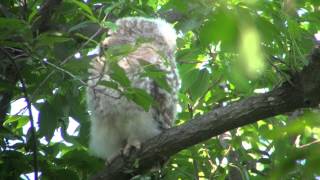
xmin=92 ymin=47 xmax=320 ymax=180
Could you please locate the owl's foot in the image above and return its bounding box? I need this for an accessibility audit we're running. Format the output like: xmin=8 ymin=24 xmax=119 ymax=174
xmin=105 ymin=152 xmax=120 ymax=166
xmin=123 ymin=139 xmax=141 ymax=157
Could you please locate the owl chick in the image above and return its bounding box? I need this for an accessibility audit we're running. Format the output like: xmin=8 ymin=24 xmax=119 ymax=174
xmin=86 ymin=17 xmax=180 ymax=162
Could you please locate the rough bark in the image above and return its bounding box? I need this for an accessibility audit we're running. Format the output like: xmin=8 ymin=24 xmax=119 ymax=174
xmin=92 ymin=47 xmax=320 ymax=180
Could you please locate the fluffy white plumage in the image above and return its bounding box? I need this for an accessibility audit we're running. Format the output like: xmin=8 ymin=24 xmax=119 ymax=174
xmin=86 ymin=17 xmax=180 ymax=161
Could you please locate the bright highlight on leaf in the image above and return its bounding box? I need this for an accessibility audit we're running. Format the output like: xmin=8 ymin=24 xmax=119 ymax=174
xmin=242 ymin=0 xmax=257 ymax=4
xmin=239 ymin=26 xmax=265 ymax=77
xmin=315 ymin=31 xmax=320 ymax=41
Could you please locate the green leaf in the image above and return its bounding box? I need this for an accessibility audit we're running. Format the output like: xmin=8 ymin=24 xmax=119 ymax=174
xmin=38 ymin=94 xmax=69 ymax=142
xmin=0 ymin=17 xmax=32 ymax=41
xmin=0 ymin=151 xmax=30 ymax=179
xmin=255 ymin=16 xmax=280 ymax=44
xmin=69 ymin=0 xmax=93 ymax=15
xmin=199 ymin=12 xmax=238 ymax=50
xmin=104 ymin=2 xmax=121 ymax=15
xmin=68 ymin=0 xmax=97 ymax=22
xmin=4 ymin=115 xmax=29 ymax=129
xmin=63 ymin=58 xmax=90 ymax=79
xmin=125 ymin=88 xmax=153 ymax=111
xmin=100 ymin=80 xmax=119 ymax=90
xmin=35 ymin=33 xmax=72 ymax=48
xmin=38 ymin=102 xmax=58 ymax=141
xmin=168 ymin=0 xmax=188 ymax=12
xmin=188 ymin=69 xmax=211 ymax=100
xmin=68 ymin=21 xmax=92 ymax=32
xmin=140 ymin=61 xmax=172 ymax=92
xmin=0 ymin=17 xmax=26 ymax=30
xmin=101 ymin=21 xmax=118 ymax=32
xmin=106 ymin=43 xmax=136 ymax=58
xmin=58 ymin=149 xmax=103 ymax=172
xmin=109 ymin=62 xmax=131 ymax=87
xmin=42 ymin=168 xmax=79 ymax=180
xmin=180 ymin=68 xmax=199 ymax=91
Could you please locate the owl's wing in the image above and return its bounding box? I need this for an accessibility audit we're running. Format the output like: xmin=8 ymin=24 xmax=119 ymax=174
xmin=124 ymin=45 xmax=180 ymax=130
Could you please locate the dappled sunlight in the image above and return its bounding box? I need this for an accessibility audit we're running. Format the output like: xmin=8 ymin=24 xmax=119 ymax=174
xmin=239 ymin=26 xmax=265 ymax=77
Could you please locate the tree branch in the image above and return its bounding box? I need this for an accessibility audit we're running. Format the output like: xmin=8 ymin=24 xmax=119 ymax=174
xmin=92 ymin=46 xmax=320 ymax=179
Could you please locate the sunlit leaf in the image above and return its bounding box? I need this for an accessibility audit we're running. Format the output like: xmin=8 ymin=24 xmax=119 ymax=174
xmin=4 ymin=115 xmax=29 ymax=129
xmin=101 ymin=21 xmax=118 ymax=32
xmin=188 ymin=69 xmax=211 ymax=100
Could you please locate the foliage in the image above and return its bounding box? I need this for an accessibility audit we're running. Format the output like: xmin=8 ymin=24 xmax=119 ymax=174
xmin=1 ymin=0 xmax=320 ymax=179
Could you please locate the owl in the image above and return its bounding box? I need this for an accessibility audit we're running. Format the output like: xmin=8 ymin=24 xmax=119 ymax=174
xmin=86 ymin=17 xmax=180 ymax=162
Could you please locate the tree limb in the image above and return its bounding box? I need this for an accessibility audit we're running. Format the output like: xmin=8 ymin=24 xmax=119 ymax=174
xmin=92 ymin=46 xmax=320 ymax=180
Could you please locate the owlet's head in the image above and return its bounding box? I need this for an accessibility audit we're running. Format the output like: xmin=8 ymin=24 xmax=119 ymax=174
xmin=107 ymin=17 xmax=177 ymax=52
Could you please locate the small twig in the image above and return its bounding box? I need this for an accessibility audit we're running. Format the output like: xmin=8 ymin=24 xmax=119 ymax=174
xmin=32 ymin=27 xmax=104 ymax=99
xmin=62 ymin=28 xmax=103 ymax=66
xmin=14 ymin=105 xmax=28 ymax=116
xmin=228 ymin=163 xmax=246 ymax=180
xmin=44 ymin=60 xmax=87 ymax=85
xmin=44 ymin=58 xmax=122 ymax=99
xmin=21 ymin=0 xmax=28 ymax=20
xmin=0 ymin=48 xmax=38 ymax=180
xmin=193 ymin=76 xmax=222 ymax=109
xmin=297 ymin=139 xmax=320 ymax=149
xmin=204 ymin=147 xmax=218 ymax=176
xmin=93 ymin=88 xmax=122 ymax=99
xmin=266 ymin=56 xmax=294 ymax=85
xmin=4 ymin=47 xmax=25 ymax=53
xmin=27 ymin=49 xmax=122 ymax=100
xmin=187 ymin=103 xmax=200 ymax=180
xmin=22 ymin=174 xmax=31 ymax=180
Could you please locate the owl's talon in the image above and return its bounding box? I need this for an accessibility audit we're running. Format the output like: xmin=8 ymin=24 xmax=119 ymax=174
xmin=105 ymin=152 xmax=120 ymax=166
xmin=123 ymin=140 xmax=141 ymax=156
xmin=105 ymin=160 xmax=111 ymax=166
